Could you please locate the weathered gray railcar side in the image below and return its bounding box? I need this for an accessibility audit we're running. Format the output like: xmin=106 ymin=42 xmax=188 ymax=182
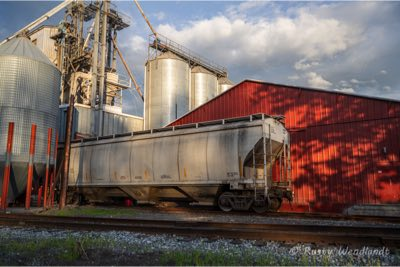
xmin=68 ymin=115 xmax=292 ymax=212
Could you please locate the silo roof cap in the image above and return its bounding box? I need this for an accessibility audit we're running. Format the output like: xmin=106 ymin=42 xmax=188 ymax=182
xmin=0 ymin=37 xmax=54 ymax=66
xmin=218 ymin=76 xmax=234 ymax=85
xmin=157 ymin=51 xmax=184 ymax=60
xmin=191 ymin=65 xmax=213 ymax=74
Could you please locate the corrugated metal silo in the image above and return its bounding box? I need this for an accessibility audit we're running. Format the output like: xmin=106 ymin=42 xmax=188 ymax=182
xmin=0 ymin=37 xmax=60 ymax=203
xmin=190 ymin=66 xmax=218 ymax=108
xmin=144 ymin=51 xmax=189 ymax=129
xmin=218 ymin=76 xmax=234 ymax=94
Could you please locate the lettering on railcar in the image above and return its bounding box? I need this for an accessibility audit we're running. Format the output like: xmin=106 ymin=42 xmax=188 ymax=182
xmin=134 ymin=176 xmax=142 ymax=180
xmin=161 ymin=174 xmax=171 ymax=179
xmin=227 ymin=172 xmax=239 ymax=177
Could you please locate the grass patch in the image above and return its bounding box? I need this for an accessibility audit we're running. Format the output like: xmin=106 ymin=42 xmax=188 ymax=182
xmin=159 ymin=249 xmax=388 ymax=266
xmin=42 ymin=206 xmax=136 ymax=218
xmin=2 ymin=237 xmax=80 ymax=263
xmin=0 ymin=235 xmax=116 ymax=265
xmin=159 ymin=249 xmax=295 ymax=266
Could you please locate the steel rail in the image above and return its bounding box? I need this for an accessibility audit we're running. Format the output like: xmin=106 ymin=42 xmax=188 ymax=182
xmin=113 ymin=205 xmax=400 ymax=224
xmin=0 ymin=214 xmax=399 ymax=248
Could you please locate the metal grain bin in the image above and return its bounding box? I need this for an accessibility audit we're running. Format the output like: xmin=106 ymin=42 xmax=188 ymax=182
xmin=0 ymin=37 xmax=60 ymax=203
xmin=218 ymin=76 xmax=234 ymax=94
xmin=191 ymin=66 xmax=218 ymax=108
xmin=144 ymin=51 xmax=189 ymax=130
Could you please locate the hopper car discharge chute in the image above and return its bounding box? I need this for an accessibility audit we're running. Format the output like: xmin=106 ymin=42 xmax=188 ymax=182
xmin=68 ymin=114 xmax=292 ymax=213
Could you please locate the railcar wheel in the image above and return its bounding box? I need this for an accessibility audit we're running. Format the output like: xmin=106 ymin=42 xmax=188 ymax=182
xmin=268 ymin=198 xmax=282 ymax=212
xmin=252 ymin=196 xmax=268 ymax=213
xmin=218 ymin=192 xmax=234 ymax=212
xmin=252 ymin=203 xmax=268 ymax=213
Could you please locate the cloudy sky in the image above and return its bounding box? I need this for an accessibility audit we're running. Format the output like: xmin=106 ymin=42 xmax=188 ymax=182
xmin=1 ymin=1 xmax=399 ymax=116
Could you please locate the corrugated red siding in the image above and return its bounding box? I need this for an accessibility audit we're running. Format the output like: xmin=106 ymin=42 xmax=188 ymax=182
xmin=170 ymin=80 xmax=400 ymax=212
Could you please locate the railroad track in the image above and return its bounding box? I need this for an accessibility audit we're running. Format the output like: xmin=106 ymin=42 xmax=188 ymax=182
xmin=0 ymin=213 xmax=399 ymax=248
xmin=123 ymin=204 xmax=400 ymax=224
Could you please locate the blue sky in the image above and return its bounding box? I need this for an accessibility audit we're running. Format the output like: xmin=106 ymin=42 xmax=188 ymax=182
xmin=1 ymin=1 xmax=399 ymax=116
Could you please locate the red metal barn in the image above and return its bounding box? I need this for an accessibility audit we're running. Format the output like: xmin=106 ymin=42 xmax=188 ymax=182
xmin=169 ymin=80 xmax=400 ymax=212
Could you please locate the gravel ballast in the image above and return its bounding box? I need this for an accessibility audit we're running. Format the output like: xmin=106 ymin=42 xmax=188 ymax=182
xmin=0 ymin=226 xmax=398 ymax=266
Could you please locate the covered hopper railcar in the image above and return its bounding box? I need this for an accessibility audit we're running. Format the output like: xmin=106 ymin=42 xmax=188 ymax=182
xmin=68 ymin=114 xmax=292 ymax=212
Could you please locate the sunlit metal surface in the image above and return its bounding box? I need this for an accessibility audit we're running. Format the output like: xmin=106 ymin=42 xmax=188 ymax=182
xmin=69 ymin=116 xmax=289 ymax=203
xmin=144 ymin=51 xmax=190 ymax=129
xmin=191 ymin=66 xmax=218 ymax=108
xmin=0 ymin=37 xmax=60 ymax=201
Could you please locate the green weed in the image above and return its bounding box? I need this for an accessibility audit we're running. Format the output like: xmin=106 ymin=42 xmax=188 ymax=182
xmin=160 ymin=249 xmax=292 ymax=266
xmin=43 ymin=206 xmax=136 ymax=217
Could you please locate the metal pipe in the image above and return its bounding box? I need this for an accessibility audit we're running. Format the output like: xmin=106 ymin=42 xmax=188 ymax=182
xmin=279 ymin=149 xmax=283 ymax=182
xmin=43 ymin=128 xmax=52 ymax=209
xmin=59 ymin=95 xmax=75 ymax=209
xmin=25 ymin=124 xmax=37 ymax=210
xmin=269 ymin=124 xmax=273 ymax=189
xmin=253 ymin=148 xmax=256 ymax=199
xmin=133 ymin=0 xmax=158 ymax=38
xmin=287 ymin=143 xmax=291 ymax=185
xmin=50 ymin=132 xmax=59 ymax=208
xmin=98 ymin=0 xmax=109 ymax=136
xmin=112 ymin=38 xmax=144 ymax=100
xmin=90 ymin=1 xmax=100 ymax=135
xmin=37 ymin=186 xmax=43 ymax=207
xmin=263 ymin=135 xmax=267 ymax=194
xmin=83 ymin=21 xmax=95 ymax=50
xmin=49 ymin=173 xmax=55 ymax=207
xmin=1 ymin=122 xmax=14 ymax=210
xmin=0 ymin=0 xmax=73 ymax=45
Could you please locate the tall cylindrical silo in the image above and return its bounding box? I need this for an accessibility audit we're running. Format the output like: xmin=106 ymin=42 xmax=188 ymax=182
xmin=144 ymin=51 xmax=189 ymax=129
xmin=0 ymin=37 xmax=60 ymax=203
xmin=218 ymin=76 xmax=234 ymax=94
xmin=190 ymin=66 xmax=218 ymax=109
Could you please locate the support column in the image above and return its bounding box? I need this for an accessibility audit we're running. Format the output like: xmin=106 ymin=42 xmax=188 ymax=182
xmin=90 ymin=0 xmax=100 ymax=136
xmin=59 ymin=95 xmax=75 ymax=209
xmin=43 ymin=128 xmax=52 ymax=209
xmin=98 ymin=0 xmax=109 ymax=136
xmin=49 ymin=132 xmax=59 ymax=208
xmin=1 ymin=122 xmax=14 ymax=210
xmin=25 ymin=124 xmax=37 ymax=210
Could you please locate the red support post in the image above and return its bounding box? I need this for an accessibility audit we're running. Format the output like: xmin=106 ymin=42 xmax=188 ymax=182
xmin=50 ymin=131 xmax=58 ymax=208
xmin=1 ymin=122 xmax=15 ymax=210
xmin=43 ymin=128 xmax=52 ymax=209
xmin=25 ymin=124 xmax=37 ymax=210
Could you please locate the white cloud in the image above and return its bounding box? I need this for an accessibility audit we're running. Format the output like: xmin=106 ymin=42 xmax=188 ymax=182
xmin=121 ymin=35 xmax=147 ymax=53
xmin=350 ymin=79 xmax=377 ymax=85
xmin=118 ymin=35 xmax=147 ymax=116
xmin=380 ymin=70 xmax=387 ymax=75
xmin=227 ymin=1 xmax=271 ymax=18
xmin=339 ymin=80 xmax=350 ymax=87
xmin=383 ymin=86 xmax=391 ymax=91
xmin=157 ymin=9 xmax=361 ymax=69
xmin=294 ymin=59 xmax=319 ymax=71
xmin=350 ymin=79 xmax=359 ymax=84
xmin=153 ymin=12 xmax=165 ymax=21
xmin=288 ymin=75 xmax=300 ymax=80
xmin=306 ymin=72 xmax=332 ymax=89
xmin=334 ymin=87 xmax=355 ymax=93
